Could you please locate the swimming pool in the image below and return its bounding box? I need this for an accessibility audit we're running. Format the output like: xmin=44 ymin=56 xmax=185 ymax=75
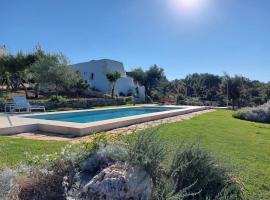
xmin=0 ymin=106 xmax=207 ymax=136
xmin=25 ymin=107 xmax=181 ymax=123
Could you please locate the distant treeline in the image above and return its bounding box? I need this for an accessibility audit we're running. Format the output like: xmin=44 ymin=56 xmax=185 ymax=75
xmin=128 ymin=66 xmax=270 ymax=109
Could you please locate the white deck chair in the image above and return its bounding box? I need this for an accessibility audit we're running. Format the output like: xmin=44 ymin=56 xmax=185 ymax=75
xmin=11 ymin=96 xmax=46 ymax=112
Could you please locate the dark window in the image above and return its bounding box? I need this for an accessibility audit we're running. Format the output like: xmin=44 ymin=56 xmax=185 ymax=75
xmin=91 ymin=73 xmax=94 ymax=80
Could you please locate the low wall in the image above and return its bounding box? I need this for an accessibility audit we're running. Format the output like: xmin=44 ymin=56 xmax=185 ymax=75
xmin=0 ymin=98 xmax=127 ymax=111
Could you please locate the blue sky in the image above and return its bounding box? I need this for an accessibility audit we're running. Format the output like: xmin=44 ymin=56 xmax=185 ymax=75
xmin=1 ymin=0 xmax=270 ymax=82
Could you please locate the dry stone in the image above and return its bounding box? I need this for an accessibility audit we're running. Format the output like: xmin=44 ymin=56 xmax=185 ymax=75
xmin=82 ymin=162 xmax=153 ymax=200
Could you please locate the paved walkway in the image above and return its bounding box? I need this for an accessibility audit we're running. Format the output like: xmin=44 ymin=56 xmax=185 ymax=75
xmin=0 ymin=113 xmax=30 ymax=127
xmin=9 ymin=109 xmax=214 ymax=142
xmin=0 ymin=114 xmax=13 ymax=127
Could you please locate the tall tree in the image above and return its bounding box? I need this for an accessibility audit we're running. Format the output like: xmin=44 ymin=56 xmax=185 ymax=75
xmin=145 ymin=65 xmax=166 ymax=97
xmin=106 ymin=71 xmax=121 ymax=98
xmin=128 ymin=68 xmax=147 ymax=86
xmin=221 ymin=74 xmax=244 ymax=109
xmin=129 ymin=65 xmax=166 ymax=100
xmin=31 ymin=53 xmax=81 ymax=96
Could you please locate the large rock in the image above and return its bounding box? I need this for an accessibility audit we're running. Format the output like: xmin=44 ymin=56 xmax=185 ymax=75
xmin=82 ymin=162 xmax=153 ymax=200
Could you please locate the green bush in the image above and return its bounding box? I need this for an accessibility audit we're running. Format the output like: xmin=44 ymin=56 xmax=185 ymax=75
xmin=125 ymin=128 xmax=167 ymax=181
xmin=126 ymin=96 xmax=134 ymax=103
xmin=49 ymin=95 xmax=67 ymax=103
xmin=169 ymin=143 xmax=243 ymax=199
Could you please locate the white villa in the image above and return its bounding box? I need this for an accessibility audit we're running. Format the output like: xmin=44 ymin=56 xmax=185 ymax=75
xmin=71 ymin=59 xmax=145 ymax=101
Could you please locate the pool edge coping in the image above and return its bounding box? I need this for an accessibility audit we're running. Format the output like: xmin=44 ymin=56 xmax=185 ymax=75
xmin=0 ymin=105 xmax=210 ymax=136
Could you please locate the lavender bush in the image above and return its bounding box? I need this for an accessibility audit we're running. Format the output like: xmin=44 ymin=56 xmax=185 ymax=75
xmin=234 ymin=101 xmax=270 ymax=123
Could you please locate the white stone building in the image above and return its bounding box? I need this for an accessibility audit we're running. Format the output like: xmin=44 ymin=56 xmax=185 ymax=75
xmin=71 ymin=59 xmax=145 ymax=101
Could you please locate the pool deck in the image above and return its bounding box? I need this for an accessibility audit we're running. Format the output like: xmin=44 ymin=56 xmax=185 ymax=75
xmin=0 ymin=105 xmax=209 ymax=137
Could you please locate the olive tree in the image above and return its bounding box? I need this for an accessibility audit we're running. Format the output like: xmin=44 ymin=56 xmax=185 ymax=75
xmin=106 ymin=71 xmax=121 ymax=98
xmin=31 ymin=53 xmax=83 ymax=96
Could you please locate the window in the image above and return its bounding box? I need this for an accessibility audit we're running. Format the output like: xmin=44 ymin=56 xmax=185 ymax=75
xmin=91 ymin=73 xmax=94 ymax=80
xmin=83 ymin=72 xmax=87 ymax=76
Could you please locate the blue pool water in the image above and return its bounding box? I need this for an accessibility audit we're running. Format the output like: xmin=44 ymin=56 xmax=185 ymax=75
xmin=25 ymin=107 xmax=180 ymax=123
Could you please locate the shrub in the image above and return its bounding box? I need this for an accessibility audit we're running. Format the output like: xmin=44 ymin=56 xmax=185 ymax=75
xmin=169 ymin=143 xmax=243 ymax=199
xmin=234 ymin=101 xmax=270 ymax=123
xmin=3 ymin=130 xmax=244 ymax=200
xmin=0 ymin=168 xmax=17 ymax=199
xmin=49 ymin=95 xmax=67 ymax=103
xmin=126 ymin=96 xmax=134 ymax=103
xmin=124 ymin=128 xmax=167 ymax=181
xmin=8 ymin=160 xmax=76 ymax=200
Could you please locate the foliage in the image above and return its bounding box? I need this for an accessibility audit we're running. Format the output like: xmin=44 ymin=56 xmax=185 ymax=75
xmin=129 ymin=65 xmax=269 ymax=107
xmin=0 ymin=47 xmax=89 ymax=99
xmin=8 ymin=159 xmax=77 ymax=200
xmin=49 ymin=95 xmax=67 ymax=103
xmin=1 ymin=110 xmax=269 ymax=198
xmin=128 ymin=68 xmax=147 ymax=86
xmin=106 ymin=71 xmax=121 ymax=98
xmin=31 ymin=53 xmax=80 ymax=95
xmin=0 ymin=168 xmax=17 ymax=199
xmin=2 ymin=126 xmax=244 ymax=200
xmin=125 ymin=128 xmax=167 ymax=180
xmin=129 ymin=65 xmax=166 ymax=101
xmin=49 ymin=95 xmax=66 ymax=103
xmin=170 ymin=143 xmax=243 ymax=199
xmin=72 ymin=75 xmax=90 ymax=97
xmin=234 ymin=101 xmax=270 ymax=123
xmin=0 ymin=51 xmax=38 ymax=97
xmin=184 ymin=73 xmax=222 ymax=101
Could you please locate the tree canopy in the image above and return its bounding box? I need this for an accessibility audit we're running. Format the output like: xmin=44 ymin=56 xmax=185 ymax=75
xmin=106 ymin=71 xmax=121 ymax=98
xmin=0 ymin=47 xmax=89 ymax=98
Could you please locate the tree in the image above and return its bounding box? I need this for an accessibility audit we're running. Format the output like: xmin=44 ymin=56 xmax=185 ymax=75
xmin=183 ymin=73 xmax=221 ymax=101
xmin=129 ymin=65 xmax=166 ymax=101
xmin=72 ymin=72 xmax=90 ymax=97
xmin=0 ymin=52 xmax=38 ymax=97
xmin=221 ymin=74 xmax=244 ymax=109
xmin=145 ymin=65 xmax=166 ymax=97
xmin=166 ymin=79 xmax=186 ymax=104
xmin=31 ymin=53 xmax=80 ymax=96
xmin=128 ymin=68 xmax=147 ymax=86
xmin=266 ymin=82 xmax=270 ymax=100
xmin=106 ymin=71 xmax=121 ymax=98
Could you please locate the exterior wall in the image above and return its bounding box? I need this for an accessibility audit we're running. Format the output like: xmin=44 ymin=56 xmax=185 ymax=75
xmin=71 ymin=59 xmax=145 ymax=101
xmin=115 ymin=77 xmax=135 ymax=95
xmin=137 ymin=86 xmax=145 ymax=102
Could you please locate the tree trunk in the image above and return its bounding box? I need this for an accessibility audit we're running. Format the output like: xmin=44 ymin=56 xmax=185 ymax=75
xmin=20 ymin=82 xmax=29 ymax=98
xmin=111 ymin=86 xmax=115 ymax=99
xmin=34 ymin=83 xmax=39 ymax=99
xmin=232 ymin=99 xmax=235 ymax=110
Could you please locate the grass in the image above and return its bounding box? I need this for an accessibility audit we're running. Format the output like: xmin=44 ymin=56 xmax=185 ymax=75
xmin=0 ymin=110 xmax=269 ymax=199
xmin=0 ymin=137 xmax=68 ymax=169
xmin=153 ymin=110 xmax=270 ymax=199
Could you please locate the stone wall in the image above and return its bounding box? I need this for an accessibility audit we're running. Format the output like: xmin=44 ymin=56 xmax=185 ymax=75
xmin=0 ymin=98 xmax=127 ymax=112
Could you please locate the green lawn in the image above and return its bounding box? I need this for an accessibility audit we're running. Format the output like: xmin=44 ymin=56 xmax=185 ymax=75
xmin=0 ymin=110 xmax=269 ymax=199
xmin=154 ymin=110 xmax=270 ymax=199
xmin=0 ymin=137 xmax=68 ymax=169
